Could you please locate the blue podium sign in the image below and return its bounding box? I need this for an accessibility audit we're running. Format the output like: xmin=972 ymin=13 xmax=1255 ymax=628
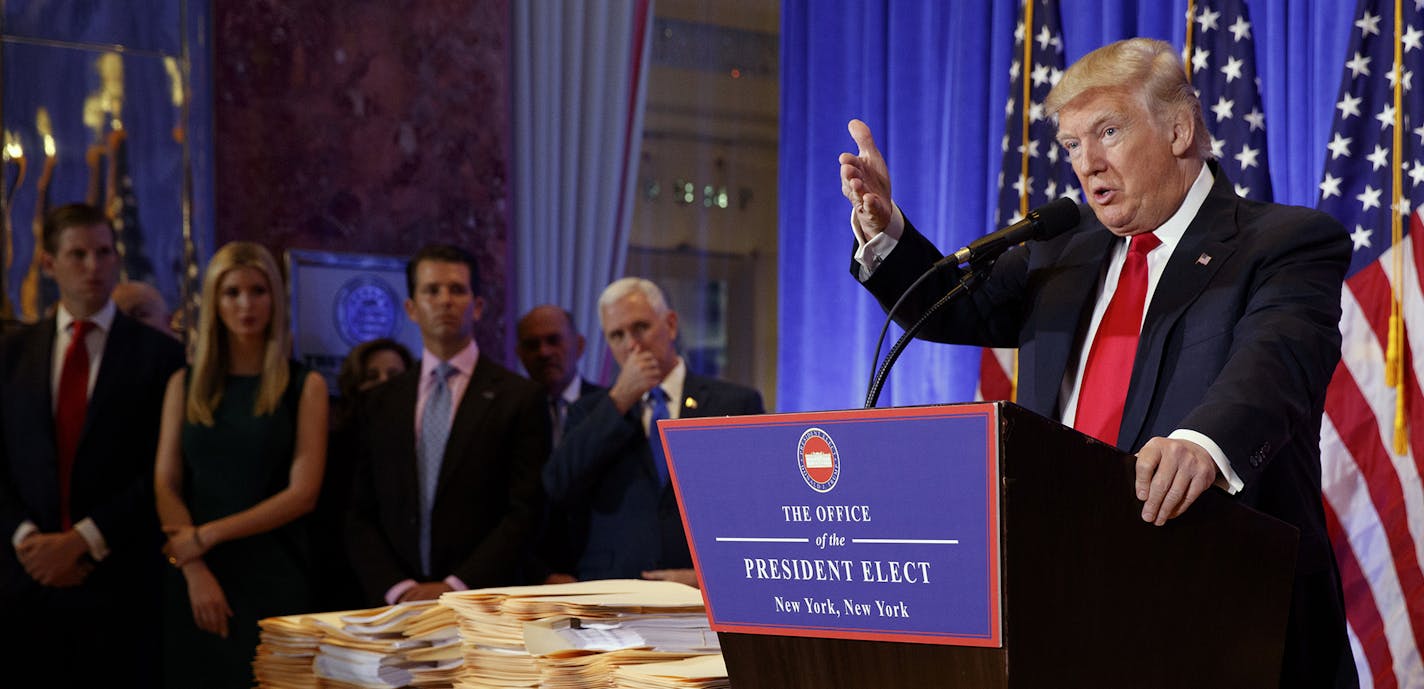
xmin=659 ymin=404 xmax=1001 ymax=647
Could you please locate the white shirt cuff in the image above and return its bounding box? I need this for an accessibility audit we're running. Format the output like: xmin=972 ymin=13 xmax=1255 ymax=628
xmin=852 ymin=204 xmax=906 ymax=281
xmin=1169 ymin=429 xmax=1244 ymax=494
xmin=385 ymin=578 xmax=418 ymax=606
xmin=11 ymin=521 xmax=38 ymax=549
xmin=73 ymin=518 xmax=109 ymax=561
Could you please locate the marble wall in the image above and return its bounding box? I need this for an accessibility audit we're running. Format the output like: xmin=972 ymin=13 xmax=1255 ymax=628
xmin=213 ymin=0 xmax=512 ymax=354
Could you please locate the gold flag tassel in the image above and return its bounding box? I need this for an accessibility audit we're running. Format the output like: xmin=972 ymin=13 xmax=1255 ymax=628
xmin=1389 ymin=0 xmax=1408 ymax=454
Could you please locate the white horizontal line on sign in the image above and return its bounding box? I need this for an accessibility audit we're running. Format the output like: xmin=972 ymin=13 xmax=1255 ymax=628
xmin=851 ymin=538 xmax=960 ymax=545
xmin=714 ymin=537 xmax=811 ymax=543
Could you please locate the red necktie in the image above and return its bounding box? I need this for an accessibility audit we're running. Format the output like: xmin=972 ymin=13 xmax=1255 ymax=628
xmin=55 ymin=319 xmax=93 ymax=530
xmin=1074 ymin=233 xmax=1161 ymax=446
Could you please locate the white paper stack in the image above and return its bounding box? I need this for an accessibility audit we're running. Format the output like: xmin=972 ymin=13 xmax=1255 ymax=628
xmin=612 ymin=655 xmax=729 ymax=689
xmin=312 ymin=600 xmax=463 ymax=689
xmin=254 ymin=611 xmax=337 ymax=689
xmin=441 ymin=580 xmax=716 ymax=689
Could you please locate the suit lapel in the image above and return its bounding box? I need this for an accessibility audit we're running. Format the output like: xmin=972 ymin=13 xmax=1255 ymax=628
xmin=17 ymin=321 xmax=60 ymax=494
xmin=678 ymin=375 xmax=714 ymax=419
xmin=82 ymin=314 xmax=134 ymax=448
xmin=1118 ymin=169 xmax=1238 ymax=447
xmin=1029 ymin=229 xmax=1116 ymax=418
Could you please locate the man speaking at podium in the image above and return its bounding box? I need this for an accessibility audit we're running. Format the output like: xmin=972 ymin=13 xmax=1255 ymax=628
xmin=839 ymin=38 xmax=1356 ymax=688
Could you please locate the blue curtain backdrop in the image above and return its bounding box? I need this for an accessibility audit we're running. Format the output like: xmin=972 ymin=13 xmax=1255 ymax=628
xmin=778 ymin=0 xmax=1359 ymax=413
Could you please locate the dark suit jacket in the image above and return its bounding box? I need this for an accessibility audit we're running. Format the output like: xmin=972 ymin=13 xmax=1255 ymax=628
xmin=0 ymin=311 xmax=184 ymax=599
xmin=544 ymin=372 xmax=764 ymax=580
xmin=346 ymin=356 xmax=550 ymax=603
xmin=859 ymin=163 xmax=1354 ymax=686
xmin=534 ymin=377 xmax=607 ymax=579
xmin=0 ymin=311 xmax=183 ymax=684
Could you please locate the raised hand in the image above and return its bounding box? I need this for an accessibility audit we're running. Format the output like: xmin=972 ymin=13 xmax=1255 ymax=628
xmin=838 ymin=119 xmax=894 ymax=236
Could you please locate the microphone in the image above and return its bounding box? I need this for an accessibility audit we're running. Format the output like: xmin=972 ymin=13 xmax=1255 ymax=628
xmin=863 ymin=196 xmax=1086 ymax=407
xmin=941 ymin=196 xmax=1083 ymax=268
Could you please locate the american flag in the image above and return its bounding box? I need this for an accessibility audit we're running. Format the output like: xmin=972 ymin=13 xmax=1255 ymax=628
xmin=1316 ymin=0 xmax=1424 ymax=686
xmin=1185 ymin=0 xmax=1273 ymax=202
xmin=977 ymin=0 xmax=1079 ymax=403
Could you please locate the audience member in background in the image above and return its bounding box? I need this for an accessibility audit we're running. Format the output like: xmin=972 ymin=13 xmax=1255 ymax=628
xmin=516 ymin=305 xmax=601 ymax=443
xmin=544 ymin=278 xmax=763 ymax=585
xmin=112 ymin=280 xmax=177 ymax=340
xmin=333 ymin=337 xmax=414 ymax=428
xmin=516 ymin=304 xmax=603 ymax=583
xmin=154 ymin=241 xmax=327 ymax=689
xmin=347 ymin=245 xmax=549 ymax=604
xmin=312 ymin=337 xmax=414 ymax=611
xmin=0 ymin=203 xmax=184 ymax=688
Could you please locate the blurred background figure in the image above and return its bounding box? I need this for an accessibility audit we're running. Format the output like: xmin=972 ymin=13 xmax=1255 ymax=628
xmin=312 ymin=337 xmax=414 ymax=611
xmin=516 ymin=305 xmax=603 ymax=584
xmin=334 ymin=338 xmax=414 ymax=427
xmin=1 ymin=203 xmax=183 ymax=689
xmin=516 ymin=305 xmax=598 ymax=444
xmin=153 ymin=241 xmax=327 ymax=689
xmin=112 ymin=280 xmax=178 ymax=340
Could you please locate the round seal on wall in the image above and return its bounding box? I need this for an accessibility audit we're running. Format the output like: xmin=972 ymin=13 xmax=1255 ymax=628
xmin=334 ymin=275 xmax=400 ymax=347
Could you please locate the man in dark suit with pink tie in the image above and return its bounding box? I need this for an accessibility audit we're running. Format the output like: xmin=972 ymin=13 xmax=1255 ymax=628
xmin=840 ymin=38 xmax=1356 ymax=688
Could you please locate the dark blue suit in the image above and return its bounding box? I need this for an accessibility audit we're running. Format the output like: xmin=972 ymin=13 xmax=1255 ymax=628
xmin=543 ymin=373 xmax=763 ymax=580
xmin=858 ymin=164 xmax=1356 ymax=688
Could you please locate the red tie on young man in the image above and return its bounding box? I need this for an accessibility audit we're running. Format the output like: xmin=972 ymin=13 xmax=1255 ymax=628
xmin=55 ymin=319 xmax=93 ymax=530
xmin=1074 ymin=233 xmax=1160 ymax=446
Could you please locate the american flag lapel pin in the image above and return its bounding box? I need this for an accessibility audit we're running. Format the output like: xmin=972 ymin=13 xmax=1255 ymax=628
xmin=1196 ymin=253 xmax=1212 ymax=266
xmin=685 ymin=397 xmax=698 ymax=410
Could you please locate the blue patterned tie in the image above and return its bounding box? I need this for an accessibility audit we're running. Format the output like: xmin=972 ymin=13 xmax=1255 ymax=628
xmin=418 ymin=361 xmax=456 ymax=576
xmin=648 ymin=387 xmax=671 ymax=485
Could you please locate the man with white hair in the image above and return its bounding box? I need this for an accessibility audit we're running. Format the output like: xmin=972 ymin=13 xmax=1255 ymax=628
xmin=543 ymin=277 xmax=763 ymax=586
xmin=840 ymin=38 xmax=1355 ymax=687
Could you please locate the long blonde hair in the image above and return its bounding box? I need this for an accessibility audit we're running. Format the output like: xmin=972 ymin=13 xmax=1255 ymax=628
xmin=186 ymin=241 xmax=291 ymax=426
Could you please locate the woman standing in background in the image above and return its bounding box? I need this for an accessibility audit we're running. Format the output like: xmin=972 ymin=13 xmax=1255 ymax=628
xmin=154 ymin=241 xmax=327 ymax=688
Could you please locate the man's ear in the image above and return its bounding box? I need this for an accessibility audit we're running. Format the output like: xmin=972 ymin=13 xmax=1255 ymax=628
xmin=39 ymin=251 xmax=55 ymax=279
xmin=404 ymin=298 xmax=417 ymax=323
xmin=1170 ymin=107 xmax=1197 ymax=158
xmin=471 ymin=296 xmax=486 ymax=322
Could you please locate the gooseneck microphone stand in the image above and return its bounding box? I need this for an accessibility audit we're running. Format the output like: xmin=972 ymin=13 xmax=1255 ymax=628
xmin=863 ymin=263 xmax=990 ymax=409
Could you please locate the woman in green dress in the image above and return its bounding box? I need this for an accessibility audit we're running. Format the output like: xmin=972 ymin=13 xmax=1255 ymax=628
xmin=154 ymin=241 xmax=327 ymax=688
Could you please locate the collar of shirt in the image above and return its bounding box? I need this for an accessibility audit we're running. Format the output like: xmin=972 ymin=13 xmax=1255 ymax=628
xmin=641 ymin=357 xmax=687 ymax=434
xmin=1059 ymin=163 xmax=1214 ymax=427
xmin=558 ymin=374 xmax=584 ymax=406
xmin=52 ymin=300 xmax=117 ymax=406
xmin=415 ymin=339 xmax=480 ymax=436
xmin=57 ymin=299 xmax=117 ymax=339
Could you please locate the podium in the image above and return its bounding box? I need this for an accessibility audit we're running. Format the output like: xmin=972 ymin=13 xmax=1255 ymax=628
xmin=659 ymin=402 xmax=1297 ymax=688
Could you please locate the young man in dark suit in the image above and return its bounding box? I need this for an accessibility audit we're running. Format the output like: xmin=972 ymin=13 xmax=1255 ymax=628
xmin=544 ymin=278 xmax=764 ymax=585
xmin=840 ymin=38 xmax=1355 ymax=689
xmin=0 ymin=203 xmax=185 ymax=687
xmin=347 ymin=245 xmax=549 ymax=604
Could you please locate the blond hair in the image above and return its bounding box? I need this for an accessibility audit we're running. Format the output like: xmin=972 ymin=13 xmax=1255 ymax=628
xmin=186 ymin=241 xmax=291 ymax=426
xmin=1044 ymin=37 xmax=1212 ymax=159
